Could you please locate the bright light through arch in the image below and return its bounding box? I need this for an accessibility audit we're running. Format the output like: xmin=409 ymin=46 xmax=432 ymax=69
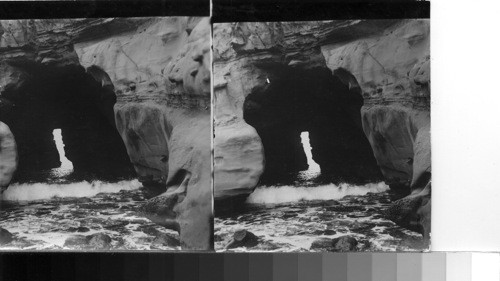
xmin=300 ymin=131 xmax=320 ymax=173
xmin=52 ymin=129 xmax=73 ymax=170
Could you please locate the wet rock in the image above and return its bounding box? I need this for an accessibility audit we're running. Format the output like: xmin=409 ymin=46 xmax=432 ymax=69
xmin=137 ymin=225 xmax=161 ymax=236
xmin=311 ymin=236 xmax=359 ymax=252
xmin=151 ymin=233 xmax=180 ymax=248
xmin=35 ymin=209 xmax=52 ymax=216
xmin=282 ymin=212 xmax=298 ymax=219
xmin=63 ymin=235 xmax=88 ymax=249
xmin=385 ymin=181 xmax=431 ymax=241
xmin=214 ymin=234 xmax=224 ymax=242
xmin=0 ymin=227 xmax=14 ymax=245
xmin=80 ymin=203 xmax=120 ymax=210
xmin=323 ymin=229 xmax=337 ymax=235
xmin=103 ymin=220 xmax=130 ymax=231
xmin=310 ymin=238 xmax=333 ymax=251
xmin=385 ymin=127 xmax=432 ymax=241
xmin=331 ymin=236 xmax=358 ymax=252
xmin=63 ymin=233 xmax=112 ymax=250
xmin=68 ymin=226 xmax=90 ymax=233
xmin=322 ymin=200 xmax=340 ymax=206
xmin=226 ymin=229 xmax=259 ymax=249
xmin=87 ymin=233 xmax=112 ymax=250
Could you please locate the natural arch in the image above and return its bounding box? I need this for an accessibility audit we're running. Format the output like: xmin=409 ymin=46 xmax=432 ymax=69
xmin=0 ymin=62 xmax=134 ymax=182
xmin=243 ymin=66 xmax=382 ymax=184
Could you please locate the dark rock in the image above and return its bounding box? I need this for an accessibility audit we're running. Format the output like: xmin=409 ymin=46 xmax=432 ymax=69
xmin=0 ymin=227 xmax=14 ymax=245
xmin=323 ymin=229 xmax=337 ymax=235
xmin=0 ymin=122 xmax=17 ymax=189
xmin=311 ymin=236 xmax=359 ymax=252
xmin=80 ymin=203 xmax=120 ymax=210
xmin=331 ymin=236 xmax=358 ymax=252
xmin=87 ymin=233 xmax=112 ymax=250
xmin=385 ymin=182 xmax=431 ymax=240
xmin=103 ymin=220 xmax=130 ymax=231
xmin=35 ymin=209 xmax=52 ymax=216
xmin=310 ymin=238 xmax=333 ymax=251
xmin=68 ymin=226 xmax=90 ymax=233
xmin=63 ymin=235 xmax=88 ymax=249
xmin=151 ymin=233 xmax=180 ymax=248
xmin=138 ymin=225 xmax=162 ymax=236
xmin=214 ymin=234 xmax=224 ymax=242
xmin=322 ymin=200 xmax=340 ymax=206
xmin=226 ymin=229 xmax=259 ymax=249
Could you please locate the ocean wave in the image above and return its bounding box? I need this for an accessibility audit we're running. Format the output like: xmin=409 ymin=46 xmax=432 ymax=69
xmin=1 ymin=179 xmax=142 ymax=201
xmin=246 ymin=182 xmax=389 ymax=204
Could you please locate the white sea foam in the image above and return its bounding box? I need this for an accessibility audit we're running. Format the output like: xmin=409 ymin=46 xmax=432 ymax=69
xmin=1 ymin=179 xmax=142 ymax=201
xmin=246 ymin=182 xmax=390 ymax=204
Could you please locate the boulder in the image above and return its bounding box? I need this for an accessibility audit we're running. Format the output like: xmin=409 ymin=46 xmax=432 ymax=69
xmin=151 ymin=232 xmax=180 ymax=248
xmin=87 ymin=233 xmax=112 ymax=250
xmin=63 ymin=233 xmax=113 ymax=250
xmin=331 ymin=236 xmax=359 ymax=252
xmin=0 ymin=227 xmax=13 ymax=245
xmin=0 ymin=122 xmax=17 ymax=190
xmin=310 ymin=238 xmax=334 ymax=251
xmin=63 ymin=235 xmax=89 ymax=249
xmin=310 ymin=235 xmax=358 ymax=252
xmin=214 ymin=121 xmax=264 ymax=200
xmin=225 ymin=229 xmax=259 ymax=249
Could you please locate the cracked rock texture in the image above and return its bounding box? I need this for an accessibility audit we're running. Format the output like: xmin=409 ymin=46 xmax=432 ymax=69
xmin=0 ymin=17 xmax=211 ymax=250
xmin=213 ymin=20 xmax=430 ymax=237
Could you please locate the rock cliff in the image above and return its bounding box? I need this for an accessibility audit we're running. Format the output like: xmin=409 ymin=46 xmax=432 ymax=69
xmin=213 ymin=20 xmax=430 ymax=238
xmin=0 ymin=17 xmax=211 ymax=250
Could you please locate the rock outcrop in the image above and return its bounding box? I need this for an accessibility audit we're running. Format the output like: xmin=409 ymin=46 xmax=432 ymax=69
xmin=0 ymin=17 xmax=211 ymax=250
xmin=0 ymin=122 xmax=17 ymax=190
xmin=225 ymin=229 xmax=259 ymax=249
xmin=213 ymin=20 xmax=430 ymax=238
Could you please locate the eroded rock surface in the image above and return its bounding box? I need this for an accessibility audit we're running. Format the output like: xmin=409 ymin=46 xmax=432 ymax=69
xmin=0 ymin=17 xmax=211 ymax=250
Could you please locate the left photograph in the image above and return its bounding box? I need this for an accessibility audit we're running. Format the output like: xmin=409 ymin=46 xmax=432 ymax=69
xmin=0 ymin=17 xmax=212 ymax=250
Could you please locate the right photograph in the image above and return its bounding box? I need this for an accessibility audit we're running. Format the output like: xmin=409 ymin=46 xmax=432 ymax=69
xmin=213 ymin=20 xmax=430 ymax=252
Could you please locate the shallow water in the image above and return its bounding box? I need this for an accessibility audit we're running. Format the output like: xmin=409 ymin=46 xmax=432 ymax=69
xmin=0 ymin=178 xmax=180 ymax=251
xmin=215 ymin=182 xmax=427 ymax=252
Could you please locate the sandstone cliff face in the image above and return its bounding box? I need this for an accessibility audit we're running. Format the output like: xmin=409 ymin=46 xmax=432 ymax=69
xmin=0 ymin=17 xmax=211 ymax=250
xmin=321 ymin=19 xmax=430 ymax=188
xmin=213 ymin=20 xmax=430 ymax=237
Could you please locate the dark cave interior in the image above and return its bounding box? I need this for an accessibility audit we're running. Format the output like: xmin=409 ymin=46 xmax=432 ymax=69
xmin=243 ymin=66 xmax=383 ymax=185
xmin=0 ymin=62 xmax=134 ymax=182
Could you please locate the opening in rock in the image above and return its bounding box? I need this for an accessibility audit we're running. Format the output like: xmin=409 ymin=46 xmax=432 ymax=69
xmin=52 ymin=128 xmax=73 ymax=175
xmin=298 ymin=131 xmax=321 ymax=180
xmin=243 ymin=66 xmax=382 ymax=185
xmin=0 ymin=63 xmax=135 ymax=182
